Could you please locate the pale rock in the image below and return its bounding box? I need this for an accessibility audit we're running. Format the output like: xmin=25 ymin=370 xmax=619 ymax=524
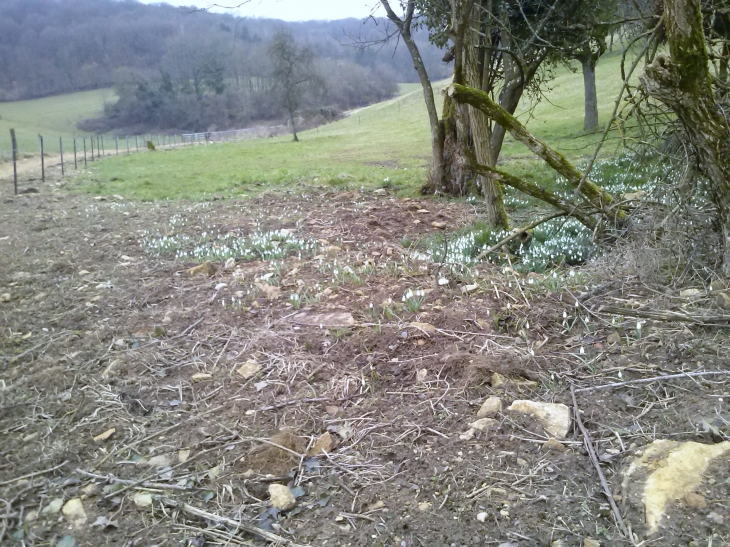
xmin=468 ymin=418 xmax=498 ymax=432
xmin=708 ymin=512 xmax=724 ymax=525
xmin=417 ymin=502 xmax=432 ymax=511
xmin=491 ymin=372 xmax=537 ymax=390
xmin=178 ymin=449 xmax=191 ymax=463
xmin=416 ymin=369 xmax=428 ymax=383
xmin=621 ymin=440 xmax=730 ymax=534
xmin=43 ymin=498 xmax=64 ymax=515
xmin=680 ymin=288 xmax=703 ymax=298
xmin=431 ymin=221 xmax=446 ymax=229
xmin=583 ymin=539 xmax=601 ymax=547
xmin=476 ymin=512 xmax=488 ymax=523
xmin=292 ymin=311 xmax=355 ymax=328
xmin=710 ymin=280 xmax=727 ymax=292
xmin=409 ymin=322 xmax=436 ymax=334
xmin=606 ymin=332 xmax=621 ymax=345
xmin=477 ymin=397 xmax=503 ymax=418
xmin=62 ymin=499 xmax=87 ymax=526
xmin=269 ymin=484 xmax=296 ymax=511
xmin=459 ymin=428 xmax=476 ymax=441
xmin=507 ymin=400 xmax=571 ymax=439
xmin=237 ymin=361 xmax=262 ymax=380
xmin=0 ymin=293 xmax=11 ymax=303
xmin=133 ymin=492 xmax=153 ymax=507
xmin=144 ymin=454 xmax=172 ymax=467
xmin=191 ymin=373 xmax=212 ymax=382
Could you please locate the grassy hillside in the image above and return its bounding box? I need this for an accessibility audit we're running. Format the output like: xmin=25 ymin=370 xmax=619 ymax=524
xmin=73 ymin=48 xmax=639 ymax=200
xmin=0 ymin=89 xmax=115 ymax=158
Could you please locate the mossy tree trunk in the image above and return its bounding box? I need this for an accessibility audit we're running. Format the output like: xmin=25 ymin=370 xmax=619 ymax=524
xmin=641 ymin=0 xmax=730 ymax=276
xmin=579 ymin=45 xmax=600 ymax=131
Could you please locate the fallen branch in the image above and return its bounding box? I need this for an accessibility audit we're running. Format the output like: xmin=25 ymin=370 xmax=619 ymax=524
xmin=76 ymin=469 xmax=189 ymax=491
xmin=474 ymin=212 xmax=568 ymax=262
xmin=156 ymin=495 xmax=311 ymax=547
xmin=598 ymin=305 xmax=730 ymax=326
xmin=575 ymin=370 xmax=730 ymax=393
xmin=570 ymin=387 xmax=634 ymax=544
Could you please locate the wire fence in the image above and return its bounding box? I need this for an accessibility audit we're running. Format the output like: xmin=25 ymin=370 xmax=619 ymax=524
xmin=1 ymin=124 xmax=289 ymax=195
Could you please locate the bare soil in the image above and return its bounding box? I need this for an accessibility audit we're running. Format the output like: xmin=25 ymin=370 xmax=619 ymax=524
xmin=2 ymin=163 xmax=730 ymax=547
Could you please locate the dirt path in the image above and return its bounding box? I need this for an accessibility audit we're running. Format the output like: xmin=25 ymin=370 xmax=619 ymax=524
xmin=1 ymin=172 xmax=729 ymax=547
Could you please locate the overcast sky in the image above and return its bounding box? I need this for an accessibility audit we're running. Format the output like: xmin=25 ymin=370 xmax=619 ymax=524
xmin=139 ymin=0 xmax=385 ymax=21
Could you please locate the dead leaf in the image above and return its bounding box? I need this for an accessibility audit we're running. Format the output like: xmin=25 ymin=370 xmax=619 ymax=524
xmin=91 ymin=516 xmax=119 ymax=529
xmin=178 ymin=449 xmax=191 ymax=463
xmin=256 ymin=283 xmax=282 ymax=300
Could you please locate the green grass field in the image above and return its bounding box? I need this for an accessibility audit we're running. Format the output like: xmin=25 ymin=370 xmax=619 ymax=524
xmin=0 ymin=88 xmax=115 ymax=158
xmin=65 ymin=48 xmax=640 ymax=201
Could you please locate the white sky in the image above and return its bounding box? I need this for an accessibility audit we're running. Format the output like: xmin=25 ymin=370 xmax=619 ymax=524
xmin=138 ymin=0 xmax=385 ymax=21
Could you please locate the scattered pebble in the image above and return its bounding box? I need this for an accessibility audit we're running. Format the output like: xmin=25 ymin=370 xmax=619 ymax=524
xmin=269 ymin=484 xmax=297 ymax=511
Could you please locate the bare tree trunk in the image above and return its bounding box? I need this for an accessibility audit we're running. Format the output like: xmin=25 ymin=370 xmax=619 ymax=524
xmin=641 ymin=0 xmax=730 ymax=275
xmin=381 ymin=0 xmax=444 ymax=191
xmin=289 ymin=110 xmax=299 ymax=142
xmin=582 ymin=56 xmax=599 ymax=131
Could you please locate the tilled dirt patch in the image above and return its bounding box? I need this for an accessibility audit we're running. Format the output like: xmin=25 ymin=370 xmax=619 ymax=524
xmin=1 ymin=175 xmax=730 ymax=547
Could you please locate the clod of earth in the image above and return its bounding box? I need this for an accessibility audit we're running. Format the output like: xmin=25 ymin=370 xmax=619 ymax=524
xmin=477 ymin=397 xmax=503 ymax=418
xmin=507 ymin=400 xmax=571 ymax=439
xmin=246 ymin=430 xmax=305 ymax=475
xmin=542 ymin=437 xmax=567 ymax=452
xmin=469 ymin=418 xmax=499 ymax=432
xmin=292 ymin=311 xmax=355 ymax=328
xmin=621 ymin=440 xmax=730 ymax=535
xmin=269 ymin=484 xmax=297 ymax=511
xmin=409 ymin=322 xmax=436 ymax=335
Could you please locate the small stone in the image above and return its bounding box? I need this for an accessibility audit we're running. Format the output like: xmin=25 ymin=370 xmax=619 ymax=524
xmin=716 ymin=292 xmax=730 ymax=310
xmin=476 ymin=511 xmax=488 ymax=522
xmin=543 ymin=437 xmax=567 ymax=452
xmin=187 ymin=262 xmax=217 ymax=277
xmin=516 ymin=458 xmax=528 ymax=467
xmin=680 ymin=288 xmax=703 ymax=298
xmin=708 ymin=512 xmax=724 ymax=525
xmin=43 ymin=498 xmax=64 ymax=515
xmin=583 ymin=539 xmax=601 ymax=547
xmin=133 ymin=492 xmax=153 ymax=507
xmin=431 ymin=221 xmax=446 ymax=229
xmin=269 ymin=484 xmax=296 ymax=511
xmin=191 ymin=373 xmax=212 ymax=382
xmin=551 ymin=541 xmax=569 ymax=547
xmin=606 ymin=332 xmax=621 ymax=345
xmin=0 ymin=293 xmax=10 ymax=303
xmin=308 ymin=433 xmax=336 ymax=457
xmin=508 ymin=400 xmax=571 ymax=439
xmin=710 ymin=280 xmax=727 ymax=292
xmin=417 ymin=502 xmax=432 ymax=511
xmin=325 ymin=405 xmax=339 ymax=416
xmin=62 ymin=499 xmax=87 ymax=526
xmin=237 ymin=361 xmax=262 ymax=380
xmin=459 ymin=428 xmax=476 ymax=441
xmin=684 ymin=492 xmax=707 ymax=509
xmin=468 ymin=418 xmax=498 ymax=432
xmin=477 ymin=397 xmax=503 ymax=418
xmin=491 ymin=372 xmax=537 ymax=390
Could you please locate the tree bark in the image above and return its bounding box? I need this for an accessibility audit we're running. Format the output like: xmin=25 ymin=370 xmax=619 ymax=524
xmin=381 ymin=0 xmax=445 ymax=191
xmin=289 ymin=110 xmax=299 ymax=142
xmin=582 ymin=55 xmax=599 ymax=131
xmin=641 ymin=0 xmax=730 ymax=275
xmin=464 ymin=2 xmax=508 ymax=228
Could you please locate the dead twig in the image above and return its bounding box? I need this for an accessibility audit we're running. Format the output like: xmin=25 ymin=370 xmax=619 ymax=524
xmin=474 ymin=212 xmax=567 ymax=262
xmin=570 ymin=386 xmax=634 ymax=544
xmin=575 ymin=370 xmax=730 ymax=393
xmin=155 ymin=495 xmax=310 ymax=547
xmin=0 ymin=460 xmax=68 ymax=487
xmin=598 ymin=305 xmax=730 ymax=326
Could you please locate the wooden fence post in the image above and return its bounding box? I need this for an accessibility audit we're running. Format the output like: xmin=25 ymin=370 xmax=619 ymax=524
xmin=60 ymin=137 xmax=64 ymax=176
xmin=74 ymin=138 xmax=77 ymax=170
xmin=38 ymin=135 xmax=45 ymax=183
xmin=135 ymin=135 xmax=139 ymax=152
xmin=126 ymin=136 xmax=129 ymax=155
xmin=115 ymin=136 xmax=119 ymax=155
xmin=10 ymin=129 xmax=18 ymax=195
xmin=83 ymin=137 xmax=87 ymax=166
xmin=90 ymin=137 xmax=94 ymax=162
